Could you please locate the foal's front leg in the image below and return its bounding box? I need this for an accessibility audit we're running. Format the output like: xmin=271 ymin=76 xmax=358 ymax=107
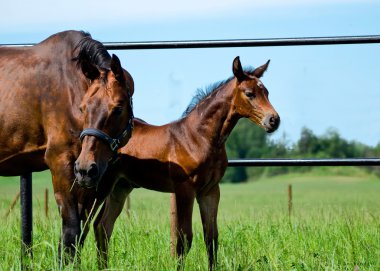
xmin=174 ymin=183 xmax=195 ymax=265
xmin=197 ymin=185 xmax=220 ymax=270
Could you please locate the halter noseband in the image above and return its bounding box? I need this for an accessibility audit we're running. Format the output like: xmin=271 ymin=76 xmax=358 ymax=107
xmin=79 ymin=117 xmax=133 ymax=152
xmin=79 ymin=93 xmax=134 ymax=154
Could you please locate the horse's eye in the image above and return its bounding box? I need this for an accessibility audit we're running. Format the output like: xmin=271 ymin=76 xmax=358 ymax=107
xmin=112 ymin=106 xmax=123 ymax=115
xmin=79 ymin=107 xmax=84 ymax=113
xmin=245 ymin=91 xmax=256 ymax=99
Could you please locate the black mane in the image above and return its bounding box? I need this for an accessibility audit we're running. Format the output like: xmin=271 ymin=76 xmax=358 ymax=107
xmin=182 ymin=67 xmax=255 ymax=117
xmin=73 ymin=32 xmax=111 ymax=71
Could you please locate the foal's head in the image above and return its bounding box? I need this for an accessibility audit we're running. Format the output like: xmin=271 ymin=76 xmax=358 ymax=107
xmin=73 ymin=39 xmax=134 ymax=188
xmin=232 ymin=56 xmax=280 ymax=133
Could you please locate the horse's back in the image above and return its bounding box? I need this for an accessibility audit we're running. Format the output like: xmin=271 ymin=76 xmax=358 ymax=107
xmin=35 ymin=30 xmax=88 ymax=55
xmin=0 ymin=30 xmax=86 ymax=64
xmin=123 ymin=118 xmax=177 ymax=156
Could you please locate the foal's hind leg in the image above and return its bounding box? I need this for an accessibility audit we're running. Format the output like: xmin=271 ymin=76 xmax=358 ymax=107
xmin=94 ymin=179 xmax=133 ymax=268
xmin=77 ymin=195 xmax=103 ymax=248
xmin=197 ymin=185 xmax=220 ymax=270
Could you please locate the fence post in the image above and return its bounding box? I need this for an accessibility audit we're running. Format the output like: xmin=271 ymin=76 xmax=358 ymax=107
xmin=288 ymin=184 xmax=293 ymax=217
xmin=170 ymin=193 xmax=177 ymax=257
xmin=20 ymin=173 xmax=33 ymax=265
xmin=44 ymin=188 xmax=48 ymax=217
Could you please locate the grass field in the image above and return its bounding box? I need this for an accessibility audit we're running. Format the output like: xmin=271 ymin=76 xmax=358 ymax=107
xmin=0 ymin=169 xmax=379 ymax=270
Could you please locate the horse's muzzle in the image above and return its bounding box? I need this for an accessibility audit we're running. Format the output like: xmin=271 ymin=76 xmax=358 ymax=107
xmin=74 ymin=162 xmax=99 ymax=188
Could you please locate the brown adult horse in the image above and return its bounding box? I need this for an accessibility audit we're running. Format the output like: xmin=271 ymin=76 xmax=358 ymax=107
xmin=0 ymin=30 xmax=134 ymax=257
xmin=92 ymin=56 xmax=280 ymax=269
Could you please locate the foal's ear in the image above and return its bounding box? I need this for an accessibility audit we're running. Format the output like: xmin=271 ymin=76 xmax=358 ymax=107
xmin=81 ymin=59 xmax=100 ymax=80
xmin=232 ymin=56 xmax=246 ymax=82
xmin=252 ymin=60 xmax=270 ymax=78
xmin=110 ymin=54 xmax=125 ymax=82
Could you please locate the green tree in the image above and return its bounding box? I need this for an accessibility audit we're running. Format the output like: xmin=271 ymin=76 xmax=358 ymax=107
xmin=224 ymin=122 xmax=380 ymax=182
xmin=297 ymin=127 xmax=320 ymax=155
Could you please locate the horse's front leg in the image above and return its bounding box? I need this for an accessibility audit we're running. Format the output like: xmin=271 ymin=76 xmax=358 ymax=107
xmin=52 ymin=175 xmax=81 ymax=263
xmin=93 ymin=179 xmax=133 ymax=269
xmin=197 ymin=185 xmax=220 ymax=271
xmin=46 ymin=151 xmax=82 ymax=263
xmin=174 ymin=183 xmax=195 ymax=267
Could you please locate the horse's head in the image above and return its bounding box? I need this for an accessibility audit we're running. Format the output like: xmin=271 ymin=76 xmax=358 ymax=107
xmin=231 ymin=56 xmax=280 ymax=133
xmin=74 ymin=54 xmax=134 ymax=188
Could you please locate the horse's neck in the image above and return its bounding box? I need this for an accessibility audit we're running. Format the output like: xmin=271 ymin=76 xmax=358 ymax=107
xmin=185 ymin=79 xmax=239 ymax=148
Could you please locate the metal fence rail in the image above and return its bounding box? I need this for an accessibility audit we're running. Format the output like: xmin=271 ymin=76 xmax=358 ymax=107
xmin=228 ymin=158 xmax=380 ymax=167
xmin=3 ymin=35 xmax=380 ymax=49
xmin=103 ymin=35 xmax=380 ymax=49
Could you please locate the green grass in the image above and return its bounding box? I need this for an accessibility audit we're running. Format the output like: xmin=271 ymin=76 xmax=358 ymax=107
xmin=0 ymin=171 xmax=380 ymax=270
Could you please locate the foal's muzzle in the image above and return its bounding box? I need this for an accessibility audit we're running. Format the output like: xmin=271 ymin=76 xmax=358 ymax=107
xmin=263 ymin=114 xmax=280 ymax=133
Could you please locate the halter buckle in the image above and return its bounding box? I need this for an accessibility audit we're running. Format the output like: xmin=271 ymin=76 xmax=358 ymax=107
xmin=110 ymin=139 xmax=120 ymax=152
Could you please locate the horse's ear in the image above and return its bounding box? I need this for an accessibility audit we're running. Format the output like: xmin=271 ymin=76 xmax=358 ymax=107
xmin=232 ymin=56 xmax=246 ymax=82
xmin=81 ymin=59 xmax=100 ymax=80
xmin=110 ymin=54 xmax=125 ymax=82
xmin=253 ymin=60 xmax=270 ymax=78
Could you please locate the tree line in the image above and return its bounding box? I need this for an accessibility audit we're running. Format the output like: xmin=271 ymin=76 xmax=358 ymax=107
xmin=224 ymin=119 xmax=380 ymax=183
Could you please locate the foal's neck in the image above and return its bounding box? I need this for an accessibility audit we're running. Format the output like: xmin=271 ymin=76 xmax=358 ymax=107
xmin=186 ymin=79 xmax=239 ymax=147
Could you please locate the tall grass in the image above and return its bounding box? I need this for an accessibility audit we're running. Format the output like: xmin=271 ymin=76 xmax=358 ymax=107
xmin=0 ymin=171 xmax=379 ymax=270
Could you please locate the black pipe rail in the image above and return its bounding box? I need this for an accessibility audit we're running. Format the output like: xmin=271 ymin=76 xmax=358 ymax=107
xmin=2 ymin=35 xmax=380 ymax=49
xmin=228 ymin=158 xmax=380 ymax=167
xmin=103 ymin=35 xmax=380 ymax=50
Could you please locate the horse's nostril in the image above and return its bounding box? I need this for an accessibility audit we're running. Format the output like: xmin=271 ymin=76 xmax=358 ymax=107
xmin=272 ymin=115 xmax=280 ymax=129
xmin=269 ymin=116 xmax=275 ymax=125
xmin=87 ymin=163 xmax=99 ymax=178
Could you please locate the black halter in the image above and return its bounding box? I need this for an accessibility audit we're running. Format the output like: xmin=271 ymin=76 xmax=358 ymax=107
xmin=79 ymin=94 xmax=134 ymax=154
xmin=79 ymin=117 xmax=133 ymax=151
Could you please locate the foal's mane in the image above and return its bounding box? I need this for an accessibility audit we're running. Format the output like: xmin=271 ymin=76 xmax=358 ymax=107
xmin=182 ymin=67 xmax=255 ymax=117
xmin=73 ymin=32 xmax=111 ymax=71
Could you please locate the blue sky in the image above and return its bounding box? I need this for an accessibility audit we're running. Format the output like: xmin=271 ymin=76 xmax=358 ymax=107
xmin=2 ymin=0 xmax=380 ymax=147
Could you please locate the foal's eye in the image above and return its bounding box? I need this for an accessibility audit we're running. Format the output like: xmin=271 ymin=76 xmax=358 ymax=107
xmin=245 ymin=91 xmax=256 ymax=99
xmin=112 ymin=106 xmax=123 ymax=115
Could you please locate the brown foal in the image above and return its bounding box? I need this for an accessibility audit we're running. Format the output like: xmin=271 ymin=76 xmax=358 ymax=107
xmin=92 ymin=56 xmax=280 ymax=269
